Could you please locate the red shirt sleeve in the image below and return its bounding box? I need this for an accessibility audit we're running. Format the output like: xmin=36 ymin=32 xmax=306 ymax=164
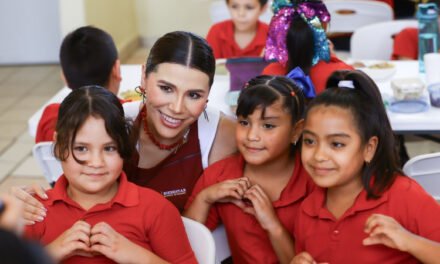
xmin=261 ymin=62 xmax=287 ymax=76
xmin=206 ymin=23 xmax=223 ymax=59
xmin=375 ymin=0 xmax=393 ymax=8
xmin=35 ymin=104 xmax=60 ymax=143
xmin=147 ymin=197 xmax=197 ymax=264
xmin=185 ymin=161 xmax=227 ymax=230
xmin=392 ymin=27 xmax=418 ymax=60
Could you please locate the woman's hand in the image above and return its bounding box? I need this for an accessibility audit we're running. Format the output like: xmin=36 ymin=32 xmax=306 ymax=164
xmin=201 ymin=177 xmax=251 ymax=206
xmin=363 ymin=213 xmax=413 ymax=251
xmin=241 ymin=184 xmax=280 ymax=231
xmin=90 ymin=222 xmax=168 ymax=264
xmin=46 ymin=220 xmax=93 ymax=261
xmin=9 ymin=184 xmax=47 ymax=225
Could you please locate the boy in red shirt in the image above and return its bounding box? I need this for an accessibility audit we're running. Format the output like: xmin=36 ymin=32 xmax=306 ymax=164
xmin=206 ymin=0 xmax=269 ymax=59
xmin=35 ymin=26 xmax=122 ymax=143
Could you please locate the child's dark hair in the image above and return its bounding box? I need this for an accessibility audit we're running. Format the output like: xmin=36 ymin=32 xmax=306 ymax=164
xmin=306 ymin=70 xmax=402 ymax=198
xmin=286 ymin=14 xmax=315 ymax=74
xmin=54 ymin=85 xmax=132 ymax=164
xmin=59 ymin=26 xmax=118 ymax=90
xmin=145 ymin=31 xmax=216 ymax=87
xmin=236 ymin=75 xmax=305 ymax=125
xmin=226 ymin=0 xmax=268 ymax=6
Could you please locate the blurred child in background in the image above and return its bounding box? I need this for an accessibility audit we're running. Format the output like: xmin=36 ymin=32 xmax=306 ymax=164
xmin=36 ymin=26 xmax=123 ymax=143
xmin=207 ymin=0 xmax=269 ymax=59
xmin=263 ymin=0 xmax=353 ymax=96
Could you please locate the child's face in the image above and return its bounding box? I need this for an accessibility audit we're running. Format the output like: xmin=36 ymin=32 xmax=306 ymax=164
xmin=236 ymin=100 xmax=300 ymax=166
xmin=227 ymin=0 xmax=266 ymax=32
xmin=301 ymin=105 xmax=376 ymax=191
xmin=61 ymin=116 xmax=123 ymax=200
xmin=142 ymin=63 xmax=210 ymax=143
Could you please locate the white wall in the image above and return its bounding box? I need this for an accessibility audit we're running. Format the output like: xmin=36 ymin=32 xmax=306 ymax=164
xmin=0 ymin=0 xmax=62 ymax=64
xmin=135 ymin=0 xmax=212 ymax=47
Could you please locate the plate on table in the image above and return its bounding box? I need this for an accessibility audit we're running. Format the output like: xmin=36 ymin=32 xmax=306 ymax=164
xmin=388 ymin=99 xmax=429 ymax=113
xmin=353 ymin=61 xmax=396 ymax=82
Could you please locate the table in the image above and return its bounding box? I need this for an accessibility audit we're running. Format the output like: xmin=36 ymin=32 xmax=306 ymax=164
xmin=28 ymin=61 xmax=440 ymax=138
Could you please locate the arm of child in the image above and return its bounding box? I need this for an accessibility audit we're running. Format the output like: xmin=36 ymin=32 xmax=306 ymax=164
xmin=9 ymin=184 xmax=48 ymax=225
xmin=90 ymin=222 xmax=169 ymax=264
xmin=46 ymin=220 xmax=93 ymax=261
xmin=242 ymin=185 xmax=295 ymax=264
xmin=183 ymin=177 xmax=250 ymax=223
xmin=363 ymin=214 xmax=440 ymax=264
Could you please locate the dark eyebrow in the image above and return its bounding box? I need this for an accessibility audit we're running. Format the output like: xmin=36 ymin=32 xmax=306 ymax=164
xmin=303 ymin=129 xmax=351 ymax=138
xmin=157 ymin=80 xmax=176 ymax=88
xmin=158 ymin=80 xmax=207 ymax=94
xmin=261 ymin=116 xmax=280 ymax=120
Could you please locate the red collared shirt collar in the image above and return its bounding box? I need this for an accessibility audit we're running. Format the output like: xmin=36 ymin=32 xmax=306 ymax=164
xmin=48 ymin=171 xmax=139 ymax=211
xmin=219 ymin=20 xmax=268 ymax=53
xmin=302 ymin=183 xmax=389 ymax=221
xmin=233 ymin=152 xmax=309 ymax=208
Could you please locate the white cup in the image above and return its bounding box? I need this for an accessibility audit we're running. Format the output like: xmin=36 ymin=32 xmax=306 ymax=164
xmin=424 ymin=53 xmax=440 ymax=85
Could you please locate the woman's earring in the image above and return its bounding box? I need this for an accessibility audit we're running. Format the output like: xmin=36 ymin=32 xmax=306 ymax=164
xmin=203 ymin=106 xmax=209 ymax=122
xmin=135 ymin=85 xmax=146 ymax=103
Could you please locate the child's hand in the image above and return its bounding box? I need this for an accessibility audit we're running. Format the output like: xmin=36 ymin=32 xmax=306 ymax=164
xmin=46 ymin=220 xmax=92 ymax=261
xmin=241 ymin=184 xmax=279 ymax=231
xmin=201 ymin=177 xmax=251 ymax=205
xmin=363 ymin=213 xmax=413 ymax=251
xmin=290 ymin=252 xmax=327 ymax=264
xmin=90 ymin=222 xmax=159 ymax=264
xmin=9 ymin=184 xmax=47 ymax=225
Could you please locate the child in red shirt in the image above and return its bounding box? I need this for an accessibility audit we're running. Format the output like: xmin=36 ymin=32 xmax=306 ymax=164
xmin=263 ymin=0 xmax=353 ymax=96
xmin=206 ymin=0 xmax=269 ymax=59
xmin=392 ymin=27 xmax=418 ymax=60
xmin=292 ymin=70 xmax=440 ymax=264
xmin=36 ymin=26 xmax=123 ymax=143
xmin=25 ymin=86 xmax=196 ymax=264
xmin=184 ymin=75 xmax=315 ymax=264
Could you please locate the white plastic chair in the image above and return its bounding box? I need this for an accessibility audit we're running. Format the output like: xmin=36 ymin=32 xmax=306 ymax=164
xmin=32 ymin=142 xmax=63 ymax=185
xmin=324 ymin=0 xmax=393 ymax=34
xmin=212 ymin=224 xmax=231 ymax=264
xmin=210 ymin=0 xmax=273 ymax=24
xmin=182 ymin=217 xmax=216 ymax=264
xmin=403 ymin=152 xmax=440 ymax=201
xmin=350 ymin=19 xmax=418 ymax=60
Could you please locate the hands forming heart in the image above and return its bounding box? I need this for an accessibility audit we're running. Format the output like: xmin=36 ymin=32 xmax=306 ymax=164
xmin=46 ymin=220 xmax=148 ymax=263
xmin=203 ymin=177 xmax=281 ymax=232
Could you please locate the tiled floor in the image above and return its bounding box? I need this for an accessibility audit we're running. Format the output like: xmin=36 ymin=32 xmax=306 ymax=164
xmin=0 ymin=47 xmax=439 ymax=195
xmin=0 ymin=47 xmax=148 ymax=194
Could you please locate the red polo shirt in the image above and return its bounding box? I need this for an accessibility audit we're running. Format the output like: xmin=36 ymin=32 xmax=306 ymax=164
xmin=294 ymin=175 xmax=440 ymax=264
xmin=35 ymin=99 xmax=130 ymax=143
xmin=376 ymin=0 xmax=393 ymax=8
xmin=24 ymin=172 xmax=197 ymax=264
xmin=186 ymin=153 xmax=314 ymax=264
xmin=262 ymin=54 xmax=354 ymax=95
xmin=392 ymin=27 xmax=418 ymax=60
xmin=206 ymin=20 xmax=269 ymax=59
xmin=35 ymin=103 xmax=59 ymax=143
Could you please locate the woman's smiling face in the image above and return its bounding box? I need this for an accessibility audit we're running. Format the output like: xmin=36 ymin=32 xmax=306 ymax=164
xmin=143 ymin=63 xmax=210 ymax=143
